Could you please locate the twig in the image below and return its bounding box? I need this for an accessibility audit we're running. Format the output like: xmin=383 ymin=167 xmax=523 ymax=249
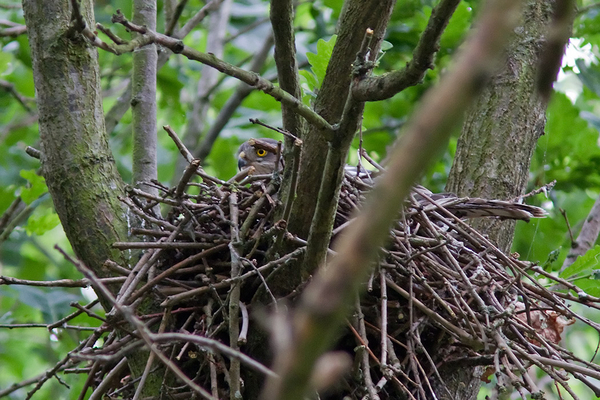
xmin=249 ymin=118 xmax=300 ymax=141
xmin=354 ymin=293 xmax=379 ymax=399
xmin=88 ymin=358 xmax=128 ymax=400
xmin=165 ymin=0 xmax=189 ymax=36
xmin=161 ymin=247 xmax=305 ymax=307
xmin=47 ymin=299 xmax=101 ymax=330
xmin=105 ymin=10 xmax=335 ymax=132
xmin=55 ymin=246 xmax=219 ymax=400
xmin=228 ymin=191 xmax=243 ymax=399
xmin=379 ymin=270 xmax=388 ymax=368
xmin=0 ymin=323 xmax=97 ymax=331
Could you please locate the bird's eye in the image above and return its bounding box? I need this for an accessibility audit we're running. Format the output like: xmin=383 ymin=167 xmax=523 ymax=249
xmin=256 ymin=149 xmax=267 ymax=157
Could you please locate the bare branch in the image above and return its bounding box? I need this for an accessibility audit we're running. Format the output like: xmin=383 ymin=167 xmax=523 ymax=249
xmin=352 ymin=0 xmax=461 ymax=101
xmin=561 ymin=193 xmax=600 ymax=272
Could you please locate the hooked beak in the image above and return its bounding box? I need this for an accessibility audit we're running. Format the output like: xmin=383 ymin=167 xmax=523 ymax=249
xmin=237 ymin=151 xmax=247 ymax=170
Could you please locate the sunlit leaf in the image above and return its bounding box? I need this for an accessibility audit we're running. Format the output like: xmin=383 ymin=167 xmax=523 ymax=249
xmin=18 ymin=170 xmax=47 ymax=205
xmin=559 ymin=245 xmax=600 ymax=279
xmin=306 ymin=35 xmax=337 ymax=87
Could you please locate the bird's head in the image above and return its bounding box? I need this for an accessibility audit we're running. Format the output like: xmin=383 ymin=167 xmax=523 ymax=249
xmin=237 ymin=138 xmax=282 ymax=175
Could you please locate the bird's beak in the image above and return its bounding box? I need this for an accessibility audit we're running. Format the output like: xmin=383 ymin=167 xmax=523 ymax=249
xmin=237 ymin=151 xmax=247 ymax=170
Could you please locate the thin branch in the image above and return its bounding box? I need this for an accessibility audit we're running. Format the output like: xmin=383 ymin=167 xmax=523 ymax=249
xmin=0 ymin=323 xmax=97 ymax=331
xmin=104 ymin=11 xmax=334 ymax=132
xmin=0 ymin=275 xmax=124 ymax=287
xmin=55 ymin=246 xmax=218 ymax=400
xmin=560 ymin=193 xmax=600 ymax=272
xmin=165 ymin=0 xmax=189 ymax=36
xmin=0 ymin=79 xmax=34 ymax=112
xmin=228 ymin=193 xmax=242 ymax=399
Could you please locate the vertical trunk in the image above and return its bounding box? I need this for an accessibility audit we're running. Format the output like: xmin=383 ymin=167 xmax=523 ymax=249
xmin=22 ymin=0 xmax=130 ymax=279
xmin=287 ymin=0 xmax=396 ymax=240
xmin=132 ymin=0 xmax=158 ymax=194
xmin=22 ymin=2 xmax=164 ymax=396
xmin=441 ymin=1 xmax=555 ymax=398
xmin=446 ymin=0 xmax=552 ymax=253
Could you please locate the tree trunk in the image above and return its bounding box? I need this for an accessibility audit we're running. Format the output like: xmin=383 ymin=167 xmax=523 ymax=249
xmin=442 ymin=1 xmax=554 ymax=398
xmin=287 ymin=0 xmax=396 ymax=241
xmin=22 ymin=0 xmax=130 ymax=280
xmin=446 ymin=0 xmax=552 ymax=253
xmin=22 ymin=1 xmax=165 ymax=397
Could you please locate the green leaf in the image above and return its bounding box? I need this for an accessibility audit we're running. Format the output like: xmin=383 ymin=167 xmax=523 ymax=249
xmin=299 ymin=69 xmax=319 ymax=96
xmin=559 ymin=245 xmax=600 ymax=279
xmin=25 ymin=205 xmax=60 ymax=236
xmin=573 ymin=278 xmax=600 ymax=297
xmin=306 ymin=35 xmax=337 ymax=87
xmin=19 ymin=169 xmax=47 ymax=205
xmin=380 ymin=40 xmax=394 ymax=52
xmin=323 ymin=0 xmax=344 ymax=18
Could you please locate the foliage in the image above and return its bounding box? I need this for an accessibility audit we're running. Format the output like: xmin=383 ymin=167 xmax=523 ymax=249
xmin=3 ymin=0 xmax=600 ymax=399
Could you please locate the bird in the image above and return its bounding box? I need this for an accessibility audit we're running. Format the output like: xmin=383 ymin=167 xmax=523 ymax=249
xmin=237 ymin=138 xmax=284 ymax=175
xmin=236 ymin=138 xmax=547 ymax=222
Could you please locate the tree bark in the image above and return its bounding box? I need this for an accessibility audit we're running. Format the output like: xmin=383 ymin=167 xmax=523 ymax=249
xmin=443 ymin=1 xmax=555 ymax=398
xmin=132 ymin=0 xmax=158 ymax=194
xmin=287 ymin=0 xmax=396 ymax=240
xmin=22 ymin=0 xmax=130 ymax=280
xmin=446 ymin=0 xmax=553 ymax=253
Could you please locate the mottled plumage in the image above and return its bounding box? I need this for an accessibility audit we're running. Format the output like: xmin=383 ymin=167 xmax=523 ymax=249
xmin=236 ymin=138 xmax=547 ymax=222
xmin=237 ymin=138 xmax=283 ymax=175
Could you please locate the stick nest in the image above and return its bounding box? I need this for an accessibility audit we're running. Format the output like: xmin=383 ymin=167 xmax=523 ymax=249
xmin=75 ymin=171 xmax=600 ymax=400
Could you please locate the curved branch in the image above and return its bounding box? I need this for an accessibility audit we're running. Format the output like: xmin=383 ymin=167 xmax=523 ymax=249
xmin=352 ymin=0 xmax=461 ymax=102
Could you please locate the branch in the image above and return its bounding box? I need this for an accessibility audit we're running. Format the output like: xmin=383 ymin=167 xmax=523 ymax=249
xmin=535 ymin=0 xmax=576 ymax=102
xmin=193 ymin=33 xmax=274 ymax=162
xmin=303 ymin=28 xmax=378 ymax=277
xmin=56 ymin=246 xmax=218 ymax=400
xmin=178 ymin=0 xmax=224 ymax=38
xmin=0 ymin=22 xmax=26 ymax=37
xmin=0 ymin=276 xmax=123 ymax=287
xmin=560 ymin=193 xmax=600 ymax=272
xmin=106 ymin=10 xmax=334 ymax=132
xmin=269 ymin=0 xmax=307 ymax=204
xmin=131 ymin=0 xmax=158 ymax=194
xmin=262 ymin=1 xmax=522 ymax=398
xmin=0 ymin=79 xmax=34 ymax=112
xmin=352 ymin=0 xmax=461 ymax=101
xmin=228 ymin=193 xmax=242 ymax=399
xmin=164 ymin=0 xmax=189 ymax=36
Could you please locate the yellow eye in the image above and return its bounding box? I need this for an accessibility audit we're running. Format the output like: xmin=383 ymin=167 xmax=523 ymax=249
xmin=256 ymin=149 xmax=267 ymax=157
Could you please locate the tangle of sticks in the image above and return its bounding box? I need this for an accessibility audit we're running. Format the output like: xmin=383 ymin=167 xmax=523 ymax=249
xmin=3 ymin=160 xmax=600 ymax=400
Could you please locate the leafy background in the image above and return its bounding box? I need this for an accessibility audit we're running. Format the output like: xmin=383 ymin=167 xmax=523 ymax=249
xmin=2 ymin=1 xmax=600 ymax=398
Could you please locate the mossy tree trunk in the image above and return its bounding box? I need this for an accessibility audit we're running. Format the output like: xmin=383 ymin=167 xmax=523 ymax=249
xmin=446 ymin=0 xmax=553 ymax=253
xmin=22 ymin=0 xmax=130 ymax=280
xmin=440 ymin=1 xmax=555 ymax=398
xmin=22 ymin=0 xmax=164 ymax=397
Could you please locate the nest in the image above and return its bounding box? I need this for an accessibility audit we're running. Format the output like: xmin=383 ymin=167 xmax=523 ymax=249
xmin=47 ymin=169 xmax=600 ymax=399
